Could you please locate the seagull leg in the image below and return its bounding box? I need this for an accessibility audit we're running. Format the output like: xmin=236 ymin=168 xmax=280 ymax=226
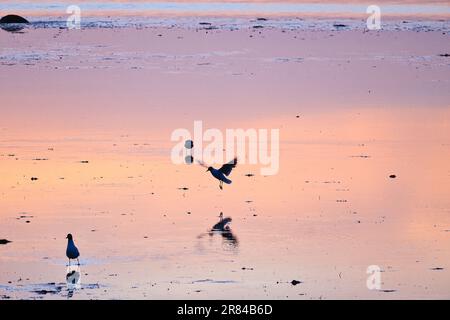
xmin=77 ymin=258 xmax=80 ymax=266
xmin=68 ymin=259 xmax=71 ymax=267
xmin=219 ymin=181 xmax=223 ymax=190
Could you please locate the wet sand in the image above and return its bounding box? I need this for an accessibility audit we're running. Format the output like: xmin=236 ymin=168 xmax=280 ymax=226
xmin=0 ymin=18 xmax=449 ymax=299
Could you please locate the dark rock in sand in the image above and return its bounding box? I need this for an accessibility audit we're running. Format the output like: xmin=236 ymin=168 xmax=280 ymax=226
xmin=333 ymin=24 xmax=348 ymax=29
xmin=291 ymin=280 xmax=302 ymax=286
xmin=389 ymin=174 xmax=396 ymax=179
xmin=438 ymin=53 xmax=450 ymax=57
xmin=30 ymin=177 xmax=38 ymax=181
xmin=256 ymin=18 xmax=268 ymax=21
xmin=0 ymin=239 xmax=12 ymax=245
xmin=0 ymin=15 xmax=29 ymax=32
xmin=430 ymin=267 xmax=444 ymax=271
xmin=0 ymin=15 xmax=29 ymax=24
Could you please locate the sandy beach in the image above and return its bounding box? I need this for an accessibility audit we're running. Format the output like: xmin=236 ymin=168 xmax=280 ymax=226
xmin=0 ymin=2 xmax=449 ymax=300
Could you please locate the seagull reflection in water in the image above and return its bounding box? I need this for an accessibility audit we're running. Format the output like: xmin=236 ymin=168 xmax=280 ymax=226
xmin=66 ymin=264 xmax=81 ymax=298
xmin=209 ymin=212 xmax=239 ymax=249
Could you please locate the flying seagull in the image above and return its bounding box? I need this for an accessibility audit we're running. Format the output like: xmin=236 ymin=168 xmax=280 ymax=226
xmin=66 ymin=233 xmax=80 ymax=266
xmin=200 ymin=158 xmax=237 ymax=189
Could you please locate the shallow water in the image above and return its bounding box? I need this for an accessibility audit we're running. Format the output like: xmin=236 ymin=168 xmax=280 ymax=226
xmin=1 ymin=119 xmax=449 ymax=299
xmin=0 ymin=18 xmax=449 ymax=299
xmin=1 ymin=1 xmax=449 ymax=18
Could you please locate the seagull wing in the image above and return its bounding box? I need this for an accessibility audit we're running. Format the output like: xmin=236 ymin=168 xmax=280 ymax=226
xmin=197 ymin=160 xmax=208 ymax=168
xmin=219 ymin=158 xmax=237 ymax=176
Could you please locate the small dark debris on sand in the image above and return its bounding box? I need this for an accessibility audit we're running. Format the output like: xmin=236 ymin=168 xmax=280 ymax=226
xmin=333 ymin=24 xmax=348 ymax=28
xmin=199 ymin=22 xmax=211 ymax=26
xmin=33 ymin=289 xmax=61 ymax=295
xmin=430 ymin=267 xmax=444 ymax=271
xmin=389 ymin=174 xmax=396 ymax=179
xmin=379 ymin=289 xmax=396 ymax=293
xmin=438 ymin=53 xmax=450 ymax=57
xmin=178 ymin=187 xmax=189 ymax=190
xmin=350 ymin=155 xmax=370 ymax=158
xmin=291 ymin=280 xmax=302 ymax=286
xmin=17 ymin=214 xmax=33 ymax=220
xmin=241 ymin=267 xmax=254 ymax=271
xmin=253 ymin=25 xmax=264 ymax=29
xmin=0 ymin=239 xmax=12 ymax=245
xmin=256 ymin=17 xmax=268 ymax=21
xmin=30 ymin=177 xmax=38 ymax=181
xmin=79 ymin=160 xmax=89 ymax=164
xmin=245 ymin=173 xmax=255 ymax=177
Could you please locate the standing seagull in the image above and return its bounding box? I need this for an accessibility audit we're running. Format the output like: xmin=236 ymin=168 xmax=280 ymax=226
xmin=66 ymin=234 xmax=80 ymax=266
xmin=204 ymin=158 xmax=238 ymax=189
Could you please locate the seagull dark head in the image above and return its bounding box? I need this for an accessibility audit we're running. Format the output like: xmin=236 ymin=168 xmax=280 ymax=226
xmin=66 ymin=233 xmax=73 ymax=240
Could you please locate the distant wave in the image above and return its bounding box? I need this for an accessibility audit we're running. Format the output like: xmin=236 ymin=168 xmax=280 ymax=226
xmin=0 ymin=2 xmax=449 ymax=18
